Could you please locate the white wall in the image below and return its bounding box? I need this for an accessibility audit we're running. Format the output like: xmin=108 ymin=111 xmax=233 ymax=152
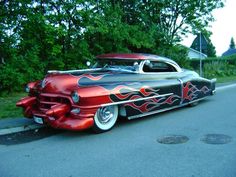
xmin=188 ymin=50 xmax=207 ymax=59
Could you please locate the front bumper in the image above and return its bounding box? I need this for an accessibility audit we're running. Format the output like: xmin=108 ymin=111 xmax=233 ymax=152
xmin=210 ymin=78 xmax=216 ymax=95
xmin=16 ymin=96 xmax=95 ymax=131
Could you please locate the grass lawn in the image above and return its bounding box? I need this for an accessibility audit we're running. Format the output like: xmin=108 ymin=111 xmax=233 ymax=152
xmin=0 ymin=92 xmax=27 ymax=119
xmin=216 ymin=75 xmax=236 ymax=83
xmin=1 ymin=75 xmax=236 ymax=120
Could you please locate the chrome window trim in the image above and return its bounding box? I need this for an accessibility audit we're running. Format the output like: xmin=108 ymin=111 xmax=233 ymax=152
xmin=139 ymin=60 xmax=182 ymax=74
xmin=48 ymin=68 xmax=101 ymax=74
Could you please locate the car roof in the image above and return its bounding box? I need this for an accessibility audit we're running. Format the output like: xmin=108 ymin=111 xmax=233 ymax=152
xmin=96 ymin=53 xmax=178 ymax=65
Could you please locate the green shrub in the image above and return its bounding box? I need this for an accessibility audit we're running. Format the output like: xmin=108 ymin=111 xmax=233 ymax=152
xmin=157 ymin=45 xmax=191 ymax=69
xmin=190 ymin=55 xmax=236 ymax=79
xmin=0 ymin=47 xmax=45 ymax=93
xmin=0 ymin=64 xmax=25 ymax=93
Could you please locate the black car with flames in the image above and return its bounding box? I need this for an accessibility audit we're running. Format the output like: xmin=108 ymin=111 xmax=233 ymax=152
xmin=17 ymin=53 xmax=216 ymax=133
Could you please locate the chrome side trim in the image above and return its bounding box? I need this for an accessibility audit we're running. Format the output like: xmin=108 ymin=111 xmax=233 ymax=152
xmin=128 ymin=97 xmax=206 ymax=120
xmin=177 ymin=78 xmax=184 ymax=104
xmin=47 ymin=68 xmax=101 ymax=74
xmin=101 ymin=93 xmax=173 ymax=107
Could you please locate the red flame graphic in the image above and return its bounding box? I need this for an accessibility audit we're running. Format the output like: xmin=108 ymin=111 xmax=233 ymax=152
xmin=183 ymin=82 xmax=210 ymax=101
xmin=77 ymin=74 xmax=108 ymax=86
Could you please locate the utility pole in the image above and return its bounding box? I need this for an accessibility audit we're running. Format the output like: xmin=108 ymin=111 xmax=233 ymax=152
xmin=199 ymin=32 xmax=203 ymax=77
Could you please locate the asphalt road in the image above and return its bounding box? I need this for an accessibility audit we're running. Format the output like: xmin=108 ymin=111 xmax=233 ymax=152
xmin=0 ymin=85 xmax=236 ymax=177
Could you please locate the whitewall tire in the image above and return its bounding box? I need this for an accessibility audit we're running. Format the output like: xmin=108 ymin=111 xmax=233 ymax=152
xmin=93 ymin=105 xmax=118 ymax=133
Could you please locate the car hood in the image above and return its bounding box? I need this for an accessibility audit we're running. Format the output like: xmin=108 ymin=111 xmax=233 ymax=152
xmin=40 ymin=70 xmax=140 ymax=95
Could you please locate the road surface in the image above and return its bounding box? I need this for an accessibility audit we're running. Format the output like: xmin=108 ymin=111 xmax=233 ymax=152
xmin=0 ymin=85 xmax=236 ymax=177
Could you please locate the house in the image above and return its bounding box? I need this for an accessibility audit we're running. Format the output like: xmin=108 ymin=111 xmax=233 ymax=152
xmin=222 ymin=48 xmax=236 ymax=57
xmin=188 ymin=47 xmax=207 ymax=59
xmin=190 ymin=33 xmax=208 ymax=55
xmin=190 ymin=33 xmax=216 ymax=57
xmin=222 ymin=37 xmax=236 ymax=57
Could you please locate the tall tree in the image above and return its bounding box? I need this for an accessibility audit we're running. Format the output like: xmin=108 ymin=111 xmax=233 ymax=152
xmin=155 ymin=0 xmax=224 ymax=44
xmin=0 ymin=0 xmax=225 ymax=93
xmin=230 ymin=37 xmax=235 ymax=49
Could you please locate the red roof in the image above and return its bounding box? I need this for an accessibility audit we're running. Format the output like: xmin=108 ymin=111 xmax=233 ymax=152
xmin=96 ymin=53 xmax=147 ymax=60
xmin=96 ymin=53 xmax=180 ymax=69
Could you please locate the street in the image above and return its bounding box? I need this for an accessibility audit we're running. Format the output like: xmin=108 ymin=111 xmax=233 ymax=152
xmin=0 ymin=85 xmax=236 ymax=177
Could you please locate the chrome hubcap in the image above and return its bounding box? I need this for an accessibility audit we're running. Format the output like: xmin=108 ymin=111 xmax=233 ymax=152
xmin=98 ymin=106 xmax=114 ymax=124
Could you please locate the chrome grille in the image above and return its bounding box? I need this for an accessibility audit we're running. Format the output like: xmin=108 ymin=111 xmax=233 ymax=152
xmin=38 ymin=94 xmax=71 ymax=112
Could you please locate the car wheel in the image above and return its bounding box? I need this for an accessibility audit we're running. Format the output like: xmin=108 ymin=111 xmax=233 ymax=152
xmin=93 ymin=105 xmax=118 ymax=133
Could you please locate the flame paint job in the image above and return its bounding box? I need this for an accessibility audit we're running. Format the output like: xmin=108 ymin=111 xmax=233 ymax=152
xmin=183 ymin=82 xmax=210 ymax=101
xmin=16 ymin=53 xmax=216 ymax=131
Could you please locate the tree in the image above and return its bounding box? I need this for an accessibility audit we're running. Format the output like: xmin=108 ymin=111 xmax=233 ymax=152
xmin=146 ymin=0 xmax=224 ymax=45
xmin=206 ymin=40 xmax=216 ymax=57
xmin=0 ymin=0 xmax=225 ymax=93
xmin=93 ymin=0 xmax=224 ymax=47
xmin=230 ymin=37 xmax=235 ymax=49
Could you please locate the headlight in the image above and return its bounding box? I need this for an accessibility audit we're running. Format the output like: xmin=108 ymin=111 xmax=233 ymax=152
xmin=71 ymin=91 xmax=80 ymax=103
xmin=25 ymin=84 xmax=30 ymax=93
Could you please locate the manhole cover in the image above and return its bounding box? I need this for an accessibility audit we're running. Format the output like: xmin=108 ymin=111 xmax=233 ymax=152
xmin=157 ymin=135 xmax=189 ymax=144
xmin=201 ymin=134 xmax=232 ymax=145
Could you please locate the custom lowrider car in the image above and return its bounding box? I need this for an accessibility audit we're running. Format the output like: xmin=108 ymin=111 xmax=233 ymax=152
xmin=17 ymin=53 xmax=216 ymax=133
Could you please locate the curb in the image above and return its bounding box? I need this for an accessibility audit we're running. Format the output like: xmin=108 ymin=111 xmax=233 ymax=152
xmin=0 ymin=124 xmax=44 ymax=136
xmin=1 ymin=82 xmax=236 ymax=136
xmin=216 ymin=83 xmax=236 ymax=91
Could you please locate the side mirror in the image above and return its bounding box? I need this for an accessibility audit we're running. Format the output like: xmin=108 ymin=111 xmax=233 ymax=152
xmin=133 ymin=62 xmax=139 ymax=71
xmin=145 ymin=60 xmax=153 ymax=67
xmin=144 ymin=60 xmax=150 ymax=65
xmin=86 ymin=61 xmax=91 ymax=67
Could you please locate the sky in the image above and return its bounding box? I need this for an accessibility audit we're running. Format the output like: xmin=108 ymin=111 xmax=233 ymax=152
xmin=181 ymin=0 xmax=236 ymax=56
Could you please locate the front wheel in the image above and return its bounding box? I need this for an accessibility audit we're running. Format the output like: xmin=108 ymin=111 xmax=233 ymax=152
xmin=93 ymin=105 xmax=118 ymax=133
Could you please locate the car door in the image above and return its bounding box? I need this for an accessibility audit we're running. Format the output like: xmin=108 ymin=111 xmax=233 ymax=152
xmin=124 ymin=60 xmax=183 ymax=118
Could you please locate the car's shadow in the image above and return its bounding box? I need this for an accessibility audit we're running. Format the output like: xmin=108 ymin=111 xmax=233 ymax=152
xmin=62 ymin=98 xmax=212 ymax=136
xmin=0 ymin=99 xmax=212 ymax=145
xmin=0 ymin=127 xmax=65 ymax=146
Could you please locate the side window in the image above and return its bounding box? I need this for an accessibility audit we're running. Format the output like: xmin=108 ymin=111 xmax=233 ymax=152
xmin=143 ymin=61 xmax=177 ymax=73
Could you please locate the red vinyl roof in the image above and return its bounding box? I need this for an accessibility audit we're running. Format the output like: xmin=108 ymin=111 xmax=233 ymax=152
xmin=96 ymin=53 xmax=180 ymax=69
xmin=96 ymin=53 xmax=148 ymax=60
xmin=96 ymin=53 xmax=177 ymax=64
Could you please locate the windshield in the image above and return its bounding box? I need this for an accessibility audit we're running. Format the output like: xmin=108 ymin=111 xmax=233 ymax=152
xmin=93 ymin=59 xmax=140 ymax=72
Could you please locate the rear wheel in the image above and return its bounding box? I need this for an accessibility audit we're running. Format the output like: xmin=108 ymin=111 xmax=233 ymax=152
xmin=93 ymin=105 xmax=118 ymax=133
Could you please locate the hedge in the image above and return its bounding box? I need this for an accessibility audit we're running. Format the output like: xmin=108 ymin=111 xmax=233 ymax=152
xmin=189 ymin=54 xmax=236 ymax=78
